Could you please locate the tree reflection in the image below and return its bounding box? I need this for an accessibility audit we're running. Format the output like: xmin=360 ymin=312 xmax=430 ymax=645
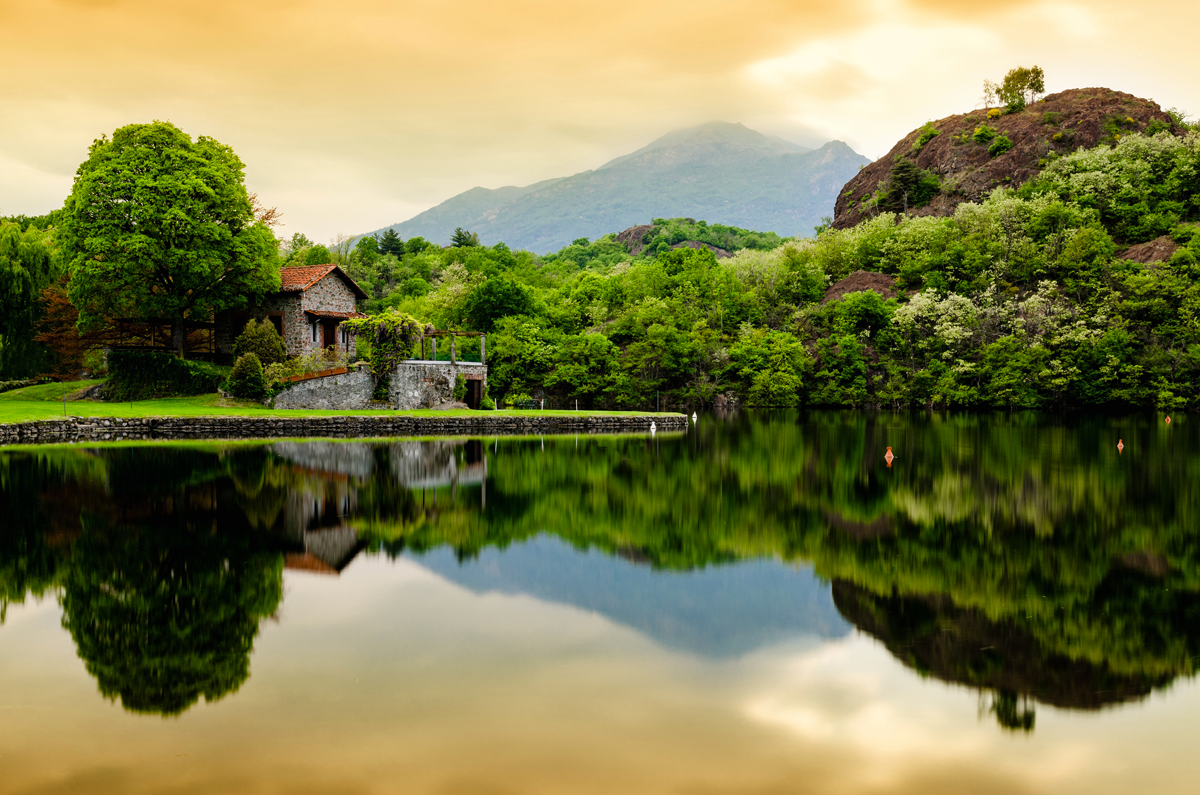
xmin=3 ymin=413 xmax=1200 ymax=727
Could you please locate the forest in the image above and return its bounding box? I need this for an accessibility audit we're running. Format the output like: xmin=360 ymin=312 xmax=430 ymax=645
xmin=3 ymin=125 xmax=1200 ymax=409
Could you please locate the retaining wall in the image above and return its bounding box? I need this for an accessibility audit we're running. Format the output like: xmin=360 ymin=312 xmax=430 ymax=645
xmin=0 ymin=413 xmax=688 ymax=446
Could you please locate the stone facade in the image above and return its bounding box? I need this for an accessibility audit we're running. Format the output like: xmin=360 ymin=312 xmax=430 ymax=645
xmin=391 ymin=361 xmax=487 ymax=410
xmin=270 ymin=360 xmax=488 ymax=411
xmin=0 ymin=413 xmax=689 ymax=445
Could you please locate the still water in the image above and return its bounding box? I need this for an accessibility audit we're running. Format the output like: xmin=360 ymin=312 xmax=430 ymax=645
xmin=1 ymin=412 xmax=1198 ymax=794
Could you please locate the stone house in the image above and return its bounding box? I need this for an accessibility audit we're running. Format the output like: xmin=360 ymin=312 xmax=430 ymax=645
xmin=216 ymin=265 xmax=369 ymax=360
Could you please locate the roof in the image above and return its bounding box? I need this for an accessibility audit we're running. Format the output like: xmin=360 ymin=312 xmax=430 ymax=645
xmin=279 ymin=264 xmax=370 ymax=300
xmin=305 ymin=309 xmax=369 ymax=320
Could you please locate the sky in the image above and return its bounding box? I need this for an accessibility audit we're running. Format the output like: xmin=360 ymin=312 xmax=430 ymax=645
xmin=1 ymin=0 xmax=1198 ymax=243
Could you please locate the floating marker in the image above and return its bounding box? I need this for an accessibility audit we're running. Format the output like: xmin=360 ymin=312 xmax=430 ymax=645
xmin=1117 ymin=438 xmax=1125 ymax=453
xmin=650 ymin=421 xmax=657 ymax=435
xmin=692 ymin=412 xmax=697 ymax=422
xmin=884 ymin=446 xmax=895 ymax=467
xmin=1166 ymin=416 xmax=1172 ymax=425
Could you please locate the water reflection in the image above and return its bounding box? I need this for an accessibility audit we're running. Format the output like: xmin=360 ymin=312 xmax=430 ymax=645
xmin=1 ymin=412 xmax=1199 ymax=732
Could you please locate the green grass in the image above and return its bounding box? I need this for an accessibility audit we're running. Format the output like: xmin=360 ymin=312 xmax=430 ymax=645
xmin=0 ymin=381 xmax=683 ymax=424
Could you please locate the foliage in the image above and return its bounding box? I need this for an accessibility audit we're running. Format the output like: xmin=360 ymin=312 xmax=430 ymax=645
xmin=34 ymin=277 xmax=118 ymax=379
xmin=226 ymin=353 xmax=267 ymax=400
xmin=450 ymin=227 xmax=480 ymax=248
xmin=0 ymin=222 xmax=60 ymax=378
xmin=972 ymin=124 xmax=998 ymax=144
xmin=989 ymin=135 xmax=1014 ymax=157
xmin=912 ymin=122 xmax=940 ymax=151
xmin=59 ymin=122 xmax=280 ymax=358
xmin=984 ymin=66 xmax=1045 ymax=112
xmin=453 ymin=374 xmax=467 ymax=402
xmin=463 ymin=276 xmax=535 ymax=332
xmin=106 ymin=350 xmax=228 ymax=401
xmin=232 ymin=318 xmax=286 ymax=365
xmin=343 ymin=309 xmax=422 ymax=400
xmin=878 ymin=158 xmax=941 ymax=211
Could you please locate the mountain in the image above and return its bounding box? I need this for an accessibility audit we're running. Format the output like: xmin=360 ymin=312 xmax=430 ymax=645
xmin=833 ymin=88 xmax=1177 ymax=230
xmin=411 ymin=535 xmax=850 ymax=658
xmin=372 ymin=122 xmax=871 ymax=253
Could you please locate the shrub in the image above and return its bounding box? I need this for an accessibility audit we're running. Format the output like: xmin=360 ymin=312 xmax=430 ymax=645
xmin=987 ymin=108 xmax=1003 ymax=120
xmin=973 ymin=125 xmax=998 ymax=144
xmin=480 ymin=392 xmax=495 ymax=410
xmin=226 ymin=353 xmax=266 ymax=400
xmin=989 ymin=135 xmax=1014 ymax=157
xmin=0 ymin=379 xmax=36 ymax=394
xmin=453 ymin=374 xmax=467 ymax=402
xmin=912 ymin=122 xmax=940 ymax=151
xmin=1041 ymin=112 xmax=1061 ymax=126
xmin=233 ymin=319 xmax=286 ymax=365
xmin=879 ymin=158 xmax=941 ymax=211
xmin=106 ymin=350 xmax=228 ymax=401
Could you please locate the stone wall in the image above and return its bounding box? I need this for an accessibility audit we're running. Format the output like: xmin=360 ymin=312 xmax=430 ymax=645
xmin=391 ymin=361 xmax=487 ymax=410
xmin=272 ymin=367 xmax=377 ymax=411
xmin=0 ymin=413 xmax=688 ymax=446
xmin=271 ymin=360 xmax=487 ymax=410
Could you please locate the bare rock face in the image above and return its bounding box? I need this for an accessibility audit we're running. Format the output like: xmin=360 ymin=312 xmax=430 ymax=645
xmin=822 ymin=271 xmax=897 ymax=305
xmin=1119 ymin=235 xmax=1180 ymax=264
xmin=616 ymin=225 xmax=653 ymax=256
xmin=833 ymin=88 xmax=1177 ymax=230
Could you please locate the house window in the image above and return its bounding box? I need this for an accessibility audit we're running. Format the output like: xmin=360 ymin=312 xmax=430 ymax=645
xmin=311 ymin=321 xmax=318 ymax=343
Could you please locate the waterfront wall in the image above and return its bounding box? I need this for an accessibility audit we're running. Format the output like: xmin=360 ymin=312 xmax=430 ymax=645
xmin=0 ymin=413 xmax=687 ymax=446
xmin=271 ymin=361 xmax=488 ymax=411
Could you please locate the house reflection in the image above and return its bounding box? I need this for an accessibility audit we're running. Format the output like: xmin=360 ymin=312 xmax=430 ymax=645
xmin=267 ymin=441 xmax=488 ymax=575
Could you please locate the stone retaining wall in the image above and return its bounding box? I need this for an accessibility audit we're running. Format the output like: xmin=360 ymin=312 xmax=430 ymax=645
xmin=0 ymin=414 xmax=688 ymax=446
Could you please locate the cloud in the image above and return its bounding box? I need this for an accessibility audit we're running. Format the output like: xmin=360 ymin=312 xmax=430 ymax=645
xmin=0 ymin=0 xmax=1197 ymax=240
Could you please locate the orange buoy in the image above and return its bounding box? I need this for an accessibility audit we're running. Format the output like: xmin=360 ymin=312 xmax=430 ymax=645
xmin=884 ymin=446 xmax=895 ymax=467
xmin=1166 ymin=416 xmax=1172 ymax=425
xmin=1117 ymin=439 xmax=1125 ymax=453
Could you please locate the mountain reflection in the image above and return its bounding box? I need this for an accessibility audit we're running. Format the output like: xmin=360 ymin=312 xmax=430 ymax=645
xmin=1 ymin=411 xmax=1199 ymax=729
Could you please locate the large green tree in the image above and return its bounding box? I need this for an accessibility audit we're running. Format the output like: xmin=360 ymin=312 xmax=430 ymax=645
xmin=60 ymin=122 xmax=280 ymax=357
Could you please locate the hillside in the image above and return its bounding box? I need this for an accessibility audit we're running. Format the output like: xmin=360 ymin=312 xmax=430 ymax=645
xmin=833 ymin=88 xmax=1177 ymax=229
xmin=372 ymin=122 xmax=869 ymax=252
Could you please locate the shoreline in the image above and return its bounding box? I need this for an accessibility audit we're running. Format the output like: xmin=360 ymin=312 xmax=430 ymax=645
xmin=0 ymin=412 xmax=690 ymax=446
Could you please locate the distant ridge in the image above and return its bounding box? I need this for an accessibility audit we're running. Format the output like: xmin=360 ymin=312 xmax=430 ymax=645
xmin=370 ymin=122 xmax=870 ymax=252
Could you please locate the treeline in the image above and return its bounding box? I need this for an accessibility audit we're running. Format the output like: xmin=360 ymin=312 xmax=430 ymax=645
xmin=347 ymin=130 xmax=1200 ymax=410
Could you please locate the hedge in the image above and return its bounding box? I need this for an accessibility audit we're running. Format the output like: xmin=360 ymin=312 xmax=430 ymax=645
xmin=106 ymin=351 xmax=229 ymax=401
xmin=0 ymin=379 xmax=36 ymax=395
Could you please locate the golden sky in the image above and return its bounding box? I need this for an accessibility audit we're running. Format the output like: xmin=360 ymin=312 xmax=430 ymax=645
xmin=1 ymin=0 xmax=1197 ymax=242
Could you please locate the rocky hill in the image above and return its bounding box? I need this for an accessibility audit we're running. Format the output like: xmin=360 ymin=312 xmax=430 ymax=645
xmin=371 ymin=122 xmax=869 ymax=252
xmin=833 ymin=88 xmax=1177 ymax=229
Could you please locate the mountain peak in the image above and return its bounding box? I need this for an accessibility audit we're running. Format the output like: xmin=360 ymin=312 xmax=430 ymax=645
xmin=599 ymin=121 xmax=809 ymax=170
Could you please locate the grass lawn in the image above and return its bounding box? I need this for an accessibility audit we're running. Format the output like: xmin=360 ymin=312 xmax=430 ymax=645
xmin=0 ymin=381 xmax=683 ymax=424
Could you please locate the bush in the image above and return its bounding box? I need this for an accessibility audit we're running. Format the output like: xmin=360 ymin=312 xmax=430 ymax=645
xmin=106 ymin=350 xmax=228 ymax=401
xmin=226 ymin=353 xmax=266 ymax=401
xmin=233 ymin=319 xmax=286 ymax=365
xmin=989 ymin=135 xmax=1014 ymax=157
xmin=973 ymin=125 xmax=998 ymax=144
xmin=453 ymin=374 xmax=467 ymax=402
xmin=0 ymin=379 xmax=36 ymax=394
xmin=912 ymin=122 xmax=940 ymax=151
xmin=480 ymin=392 xmax=495 ymax=410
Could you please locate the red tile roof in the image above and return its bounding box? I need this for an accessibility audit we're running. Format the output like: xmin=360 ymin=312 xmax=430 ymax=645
xmin=304 ymin=310 xmax=368 ymax=319
xmin=279 ymin=264 xmax=370 ymax=299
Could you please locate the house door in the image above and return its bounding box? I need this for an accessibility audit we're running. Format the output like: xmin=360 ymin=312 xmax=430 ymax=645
xmin=322 ymin=321 xmax=336 ymax=350
xmin=465 ymin=379 xmax=482 ymax=410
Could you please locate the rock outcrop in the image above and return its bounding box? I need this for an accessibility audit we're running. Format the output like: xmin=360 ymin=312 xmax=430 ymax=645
xmin=833 ymin=88 xmax=1178 ymax=230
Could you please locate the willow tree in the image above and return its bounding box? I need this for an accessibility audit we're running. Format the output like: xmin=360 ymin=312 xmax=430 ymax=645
xmin=60 ymin=122 xmax=280 ymax=357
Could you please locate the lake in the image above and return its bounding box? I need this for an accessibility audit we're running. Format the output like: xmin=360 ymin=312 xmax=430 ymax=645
xmin=2 ymin=411 xmax=1198 ymax=794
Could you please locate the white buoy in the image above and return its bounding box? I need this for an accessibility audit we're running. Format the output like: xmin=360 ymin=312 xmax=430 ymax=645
xmin=650 ymin=421 xmax=657 ymax=435
xmin=691 ymin=411 xmax=697 ymax=422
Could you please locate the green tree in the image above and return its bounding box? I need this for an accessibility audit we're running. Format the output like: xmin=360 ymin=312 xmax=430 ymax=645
xmin=377 ymin=228 xmax=405 ymax=257
xmin=463 ymin=276 xmax=535 ymax=332
xmin=0 ymin=222 xmax=60 ymax=378
xmin=60 ymin=122 xmax=281 ymax=358
xmin=450 ymin=227 xmax=480 ymax=248
xmin=232 ymin=318 xmax=286 ymax=365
